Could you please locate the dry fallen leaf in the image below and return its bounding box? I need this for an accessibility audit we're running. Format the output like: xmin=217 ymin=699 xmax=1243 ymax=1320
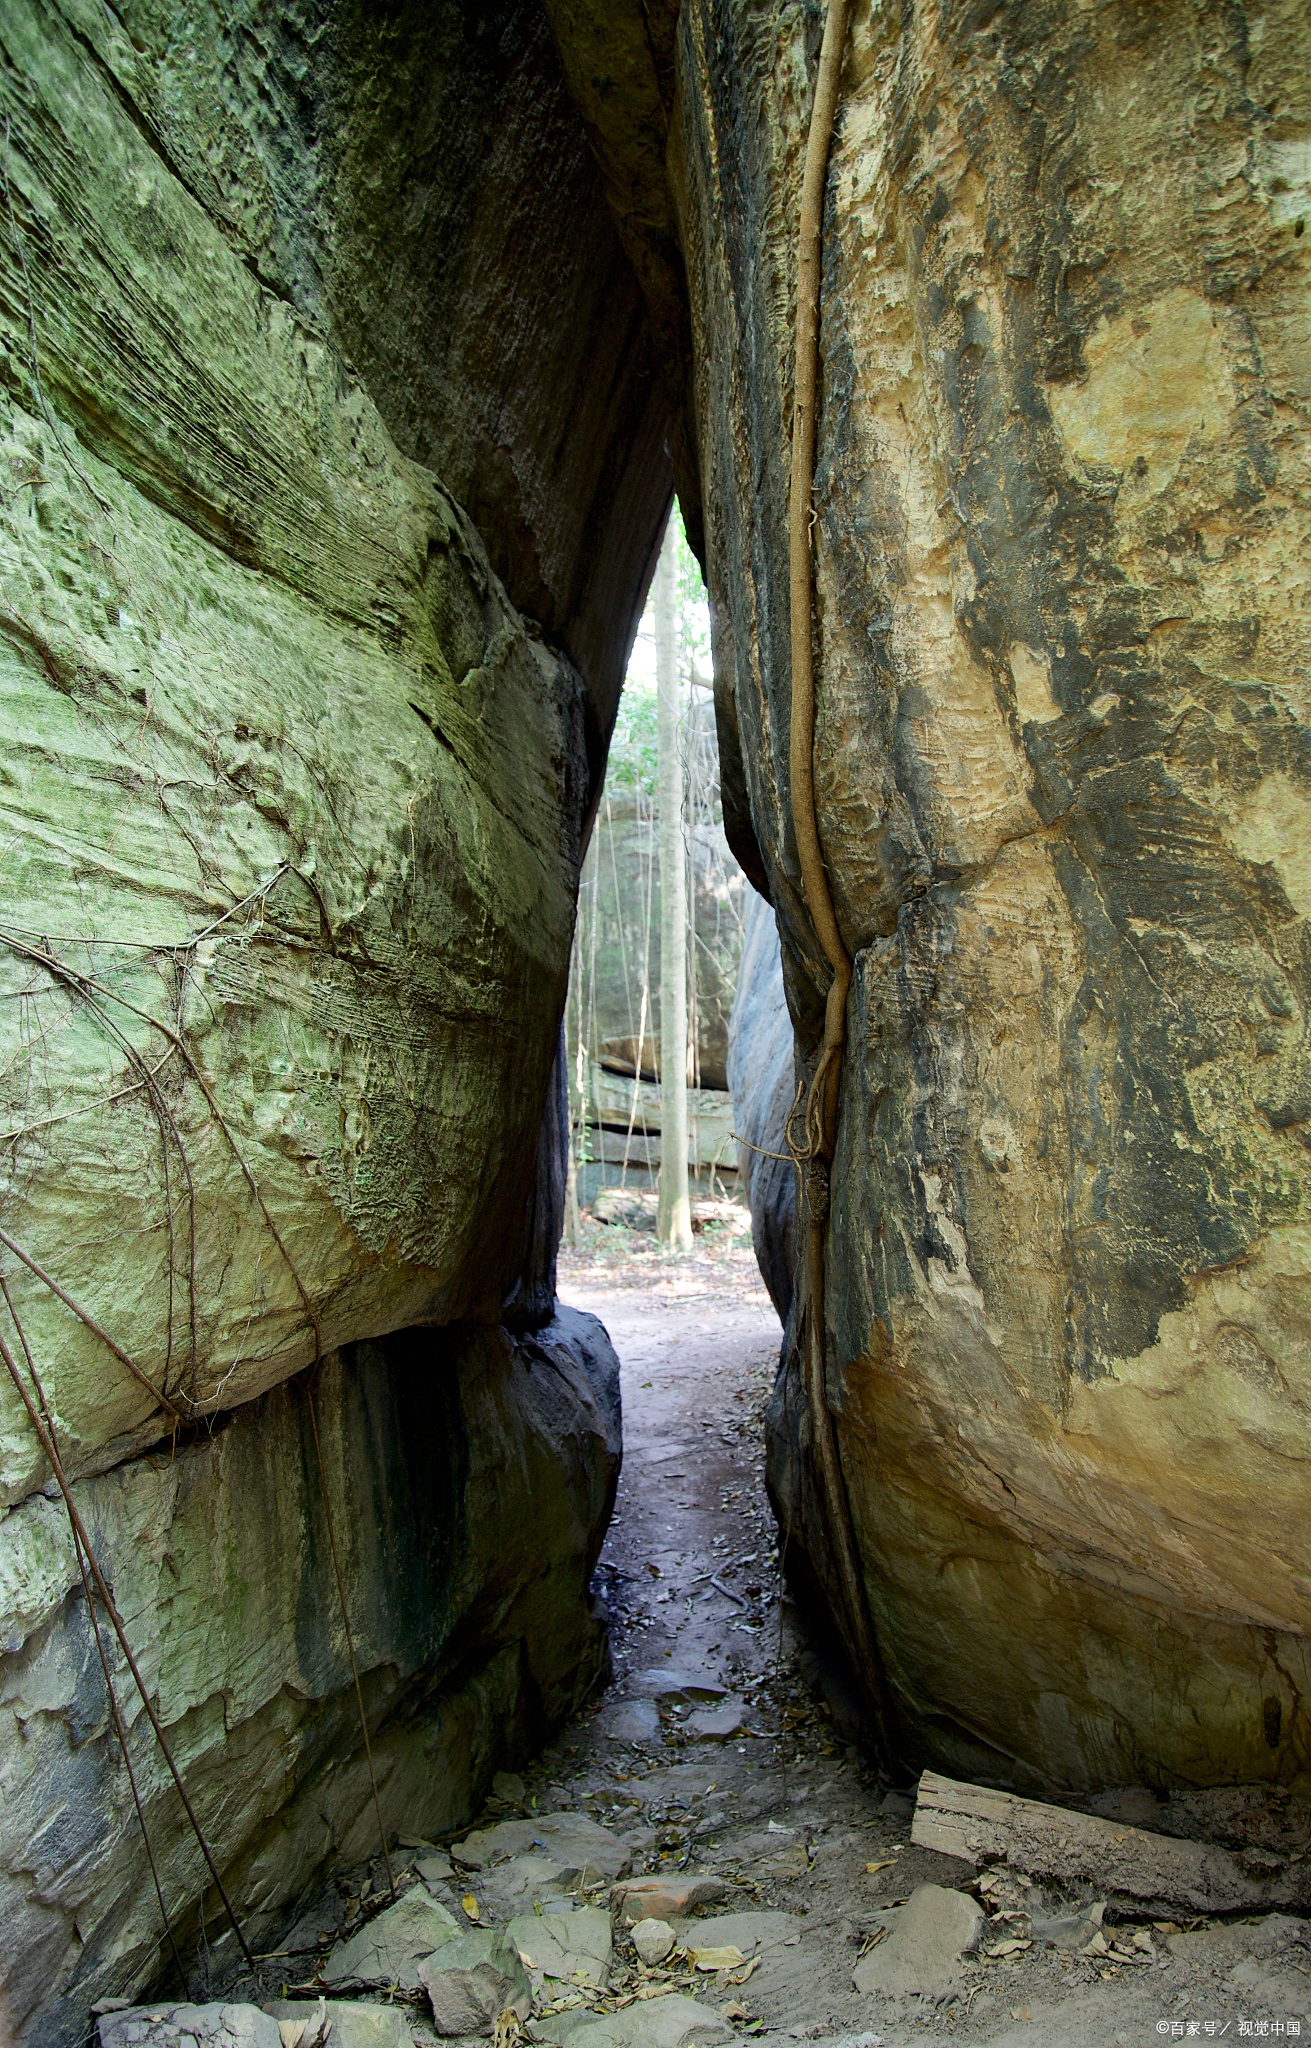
xmin=727 ymin=1956 xmax=759 ymax=1985
xmin=462 ymin=1893 xmax=480 ymax=1922
xmin=985 ymin=1938 xmax=1032 ymax=1958
xmin=690 ymin=1944 xmax=747 ymax=1971
xmin=278 ymin=1996 xmax=331 ymax=2048
xmin=865 ymin=1859 xmax=897 ymax=1874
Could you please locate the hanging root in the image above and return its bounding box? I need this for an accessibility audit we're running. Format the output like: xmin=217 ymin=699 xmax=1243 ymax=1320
xmin=0 ymin=902 xmax=396 ymax=1942
xmin=787 ymin=0 xmax=898 ymax=1766
xmin=0 ymin=1311 xmax=255 ymax=1971
xmin=1 ymin=1276 xmax=186 ymax=1984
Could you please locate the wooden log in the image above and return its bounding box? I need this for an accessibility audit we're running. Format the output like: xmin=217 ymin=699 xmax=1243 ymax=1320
xmin=911 ymin=1771 xmax=1303 ymax=1917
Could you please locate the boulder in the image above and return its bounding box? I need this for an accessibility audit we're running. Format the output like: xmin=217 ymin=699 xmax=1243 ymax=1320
xmin=851 ymin=1884 xmax=985 ymax=1998
xmin=627 ymin=1669 xmax=727 ymax=1704
xmin=99 ymin=2009 xmax=279 ymax=2048
xmin=323 ymin=1890 xmax=460 ymax=1992
xmin=1 ymin=1 xmax=662 ymax=2040
xmin=685 ymin=1700 xmax=748 ymax=1742
xmin=613 ymin=1874 xmax=731 ymax=1923
xmin=672 ymin=1912 xmax=800 ymax=1960
xmin=262 ymin=2006 xmax=411 ymax=2048
xmin=417 ymin=1928 xmax=532 ymax=2035
xmin=3 ymin=1306 xmax=620 ymax=2032
xmin=595 ymin=1698 xmax=663 ymax=1745
xmin=552 ymin=0 xmax=1311 ymax=1795
xmin=555 ymin=1997 xmax=733 ymax=2048
xmin=507 ymin=1904 xmax=613 ymax=1985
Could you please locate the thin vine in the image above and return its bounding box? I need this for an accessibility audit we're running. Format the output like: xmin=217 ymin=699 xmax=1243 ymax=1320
xmin=786 ymin=0 xmax=897 ymax=1766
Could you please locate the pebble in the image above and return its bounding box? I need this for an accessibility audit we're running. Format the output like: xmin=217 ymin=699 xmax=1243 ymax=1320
xmin=631 ymin=1917 xmax=677 ymax=1964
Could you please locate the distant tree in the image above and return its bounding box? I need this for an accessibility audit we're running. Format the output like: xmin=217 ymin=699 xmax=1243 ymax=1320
xmin=654 ymin=523 xmax=692 ymax=1249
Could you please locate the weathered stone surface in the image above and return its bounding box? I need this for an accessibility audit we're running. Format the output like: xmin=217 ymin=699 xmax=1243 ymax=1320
xmin=417 ymin=1928 xmax=532 ymax=2035
xmin=99 ymin=2008 xmax=279 ymax=2048
xmin=727 ymin=898 xmax=797 ymax=1324
xmin=850 ymin=1884 xmax=984 ymax=1998
xmin=0 ymin=0 xmax=632 ymax=1500
xmin=673 ymin=1912 xmax=800 ymax=1959
xmin=263 ymin=2005 xmax=411 ymax=2048
xmin=556 ymin=1997 xmax=733 ymax=2048
xmin=507 ymin=1904 xmax=612 ymax=1984
xmin=0 ymin=1 xmax=666 ymax=2041
xmin=323 ymin=1890 xmax=459 ymax=1991
xmin=595 ymin=1697 xmax=662 ymax=1746
xmin=627 ymin=1668 xmax=726 ymax=1703
xmin=556 ymin=0 xmax=1311 ymax=1794
xmin=613 ymin=1874 xmax=730 ymax=1923
xmin=1 ymin=1310 xmax=619 ymax=2034
xmin=685 ymin=1700 xmax=748 ymax=1743
xmin=451 ymin=1809 xmax=630 ymax=1883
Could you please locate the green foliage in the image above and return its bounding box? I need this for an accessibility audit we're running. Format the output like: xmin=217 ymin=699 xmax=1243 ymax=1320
xmin=606 ymin=510 xmax=707 ymax=804
xmin=606 ymin=674 xmax=659 ymax=799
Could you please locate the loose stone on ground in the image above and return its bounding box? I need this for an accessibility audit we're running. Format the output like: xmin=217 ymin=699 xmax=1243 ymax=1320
xmin=417 ymin=1929 xmax=531 ymax=2034
xmin=851 ymin=1883 xmax=985 ymax=1997
xmin=323 ymin=1891 xmax=460 ymax=1992
xmin=264 ymin=2006 xmax=409 ymax=2048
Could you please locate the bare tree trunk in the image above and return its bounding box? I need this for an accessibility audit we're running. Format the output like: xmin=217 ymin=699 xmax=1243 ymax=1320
xmin=655 ymin=522 xmax=691 ymax=1250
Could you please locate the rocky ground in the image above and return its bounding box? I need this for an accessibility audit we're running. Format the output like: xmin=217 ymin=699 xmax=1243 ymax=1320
xmin=106 ymin=1219 xmax=1311 ymax=2048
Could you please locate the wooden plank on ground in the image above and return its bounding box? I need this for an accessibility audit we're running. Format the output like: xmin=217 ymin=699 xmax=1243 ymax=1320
xmin=912 ymin=1770 xmax=1301 ymax=1917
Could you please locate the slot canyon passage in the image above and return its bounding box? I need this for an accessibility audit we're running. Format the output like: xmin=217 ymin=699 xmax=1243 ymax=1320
xmin=2 ymin=0 xmax=1311 ymax=2043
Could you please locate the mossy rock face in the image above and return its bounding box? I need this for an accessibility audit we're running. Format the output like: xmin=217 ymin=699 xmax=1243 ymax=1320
xmin=0 ymin=0 xmax=670 ymax=1490
xmin=0 ymin=1310 xmax=620 ymax=2034
xmin=0 ymin=3 xmax=661 ymax=2038
xmin=652 ymin=0 xmax=1311 ymax=1791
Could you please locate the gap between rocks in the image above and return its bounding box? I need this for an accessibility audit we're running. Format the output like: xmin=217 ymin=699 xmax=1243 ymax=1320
xmin=105 ymin=1237 xmax=1311 ymax=2048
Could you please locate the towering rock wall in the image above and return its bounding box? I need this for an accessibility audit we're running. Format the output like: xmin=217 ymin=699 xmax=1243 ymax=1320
xmin=689 ymin=0 xmax=1311 ymax=1794
xmin=0 ymin=2 xmax=662 ymax=2035
xmin=559 ymin=0 xmax=1311 ymax=1793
